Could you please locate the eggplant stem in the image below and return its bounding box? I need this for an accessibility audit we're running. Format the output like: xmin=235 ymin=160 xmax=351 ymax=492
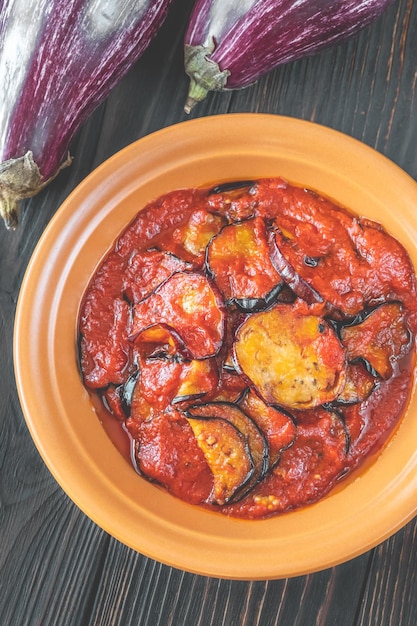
xmin=184 ymin=43 xmax=230 ymax=113
xmin=0 ymin=192 xmax=19 ymax=230
xmin=0 ymin=151 xmax=72 ymax=229
xmin=184 ymin=79 xmax=210 ymax=114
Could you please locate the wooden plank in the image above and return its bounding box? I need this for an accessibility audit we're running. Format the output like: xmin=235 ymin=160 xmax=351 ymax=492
xmin=356 ymin=519 xmax=417 ymax=626
xmin=85 ymin=552 xmax=371 ymax=626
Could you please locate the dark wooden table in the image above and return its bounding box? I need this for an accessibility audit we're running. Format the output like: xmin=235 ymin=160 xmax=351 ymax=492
xmin=2 ymin=1 xmax=417 ymax=624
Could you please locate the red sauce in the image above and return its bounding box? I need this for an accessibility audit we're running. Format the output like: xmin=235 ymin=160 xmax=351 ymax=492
xmin=78 ymin=178 xmax=417 ymax=519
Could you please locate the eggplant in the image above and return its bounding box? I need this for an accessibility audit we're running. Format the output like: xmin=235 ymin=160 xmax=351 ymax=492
xmin=0 ymin=0 xmax=173 ymax=229
xmin=186 ymin=401 xmax=269 ymax=497
xmin=172 ymin=358 xmax=219 ymax=404
xmin=158 ymin=208 xmax=226 ymax=266
xmin=269 ymin=229 xmax=323 ymax=306
xmin=184 ymin=0 xmax=395 ymax=112
xmin=239 ymin=390 xmax=296 ymax=469
xmin=206 ymin=217 xmax=284 ymax=312
xmin=128 ymin=409 xmax=215 ymax=505
xmin=123 ymin=249 xmax=192 ymax=304
xmin=334 ymin=362 xmax=376 ymax=405
xmin=130 ymin=271 xmax=225 ymax=360
xmin=186 ymin=415 xmax=254 ymax=505
xmin=233 ymin=302 xmax=347 ymax=409
xmin=340 ymin=302 xmax=412 ymax=379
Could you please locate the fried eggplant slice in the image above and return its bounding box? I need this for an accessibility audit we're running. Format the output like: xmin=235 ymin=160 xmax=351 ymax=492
xmin=206 ymin=180 xmax=257 ymax=222
xmin=127 ymin=408 xmax=214 ymax=505
xmin=335 ymin=362 xmax=377 ymax=405
xmin=239 ymin=390 xmax=296 ymax=469
xmin=340 ymin=303 xmax=412 ymax=379
xmin=269 ymin=231 xmax=323 ymax=306
xmin=173 ymin=358 xmax=219 ymax=404
xmin=80 ymin=295 xmax=132 ymax=389
xmin=102 ymin=384 xmax=126 ymax=421
xmin=186 ymin=402 xmax=269 ymax=498
xmin=266 ymin=184 xmax=417 ymax=318
xmin=129 ymin=353 xmax=219 ymax=419
xmin=159 ymin=209 xmax=226 ymax=265
xmin=233 ymin=301 xmax=347 ymax=409
xmin=186 ymin=415 xmax=254 ymax=505
xmin=223 ymin=406 xmax=350 ymax=519
xmin=133 ymin=322 xmax=186 ymax=359
xmin=340 ymin=370 xmax=413 ymax=463
xmin=206 ymin=217 xmax=283 ymax=311
xmin=210 ymin=369 xmax=248 ymax=403
xmin=135 ymin=356 xmax=184 ymax=414
xmin=123 ymin=249 xmax=192 ymax=304
xmin=130 ymin=272 xmax=225 ymax=360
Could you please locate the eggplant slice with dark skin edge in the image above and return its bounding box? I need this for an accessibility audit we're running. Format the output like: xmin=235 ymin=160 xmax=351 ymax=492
xmin=239 ymin=389 xmax=297 ymax=469
xmin=206 ymin=217 xmax=284 ymax=312
xmin=209 ymin=180 xmax=256 ymax=195
xmin=130 ymin=271 xmax=225 ymax=360
xmin=185 ymin=415 xmax=255 ymax=505
xmin=186 ymin=401 xmax=269 ymax=502
xmin=339 ymin=302 xmax=412 ymax=380
xmin=233 ymin=301 xmax=347 ymax=410
xmin=334 ymin=361 xmax=378 ymax=405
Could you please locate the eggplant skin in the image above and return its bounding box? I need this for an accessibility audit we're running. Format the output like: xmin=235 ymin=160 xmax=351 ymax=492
xmin=184 ymin=0 xmax=395 ymax=112
xmin=0 ymin=0 xmax=173 ymax=229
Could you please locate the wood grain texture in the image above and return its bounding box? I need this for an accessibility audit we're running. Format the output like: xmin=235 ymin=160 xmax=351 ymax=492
xmin=1 ymin=0 xmax=417 ymax=624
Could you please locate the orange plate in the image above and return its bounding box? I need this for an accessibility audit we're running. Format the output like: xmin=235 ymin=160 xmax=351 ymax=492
xmin=14 ymin=114 xmax=417 ymax=580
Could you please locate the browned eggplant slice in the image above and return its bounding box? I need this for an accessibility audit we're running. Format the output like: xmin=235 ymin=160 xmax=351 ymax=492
xmin=340 ymin=370 xmax=413 ymax=463
xmin=284 ymin=407 xmax=350 ymax=484
xmin=127 ymin=408 xmax=214 ymax=505
xmin=186 ymin=401 xmax=269 ymax=499
xmin=206 ymin=217 xmax=283 ymax=311
xmin=340 ymin=302 xmax=412 ymax=379
xmin=210 ymin=369 xmax=248 ymax=403
xmin=186 ymin=415 xmax=254 ymax=505
xmin=130 ymin=271 xmax=225 ymax=360
xmin=182 ymin=210 xmax=226 ymax=260
xmin=173 ymin=358 xmax=219 ymax=404
xmin=135 ymin=356 xmax=184 ymax=415
xmin=159 ymin=209 xmax=226 ymax=265
xmin=133 ymin=322 xmax=187 ymax=359
xmin=335 ymin=362 xmax=377 ymax=405
xmin=223 ymin=406 xmax=350 ymax=519
xmin=267 ymin=187 xmax=417 ymax=318
xmin=123 ymin=249 xmax=192 ymax=304
xmin=80 ymin=295 xmax=132 ymax=389
xmin=233 ymin=301 xmax=347 ymax=409
xmin=102 ymin=384 xmax=126 ymax=421
xmin=239 ymin=390 xmax=297 ymax=468
xmin=269 ymin=230 xmax=323 ymax=306
xmin=130 ymin=352 xmax=219 ymax=418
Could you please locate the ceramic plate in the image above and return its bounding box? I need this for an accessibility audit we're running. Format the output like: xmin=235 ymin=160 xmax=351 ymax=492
xmin=14 ymin=114 xmax=417 ymax=579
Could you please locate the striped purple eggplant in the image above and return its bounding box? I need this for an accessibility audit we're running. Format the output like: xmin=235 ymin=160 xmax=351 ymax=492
xmin=184 ymin=0 xmax=395 ymax=113
xmin=0 ymin=0 xmax=173 ymax=229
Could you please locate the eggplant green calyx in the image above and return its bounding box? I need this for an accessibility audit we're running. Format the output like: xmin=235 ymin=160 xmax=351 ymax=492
xmin=0 ymin=151 xmax=72 ymax=229
xmin=184 ymin=43 xmax=230 ymax=113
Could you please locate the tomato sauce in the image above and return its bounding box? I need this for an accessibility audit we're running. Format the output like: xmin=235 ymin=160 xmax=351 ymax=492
xmin=78 ymin=178 xmax=417 ymax=520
